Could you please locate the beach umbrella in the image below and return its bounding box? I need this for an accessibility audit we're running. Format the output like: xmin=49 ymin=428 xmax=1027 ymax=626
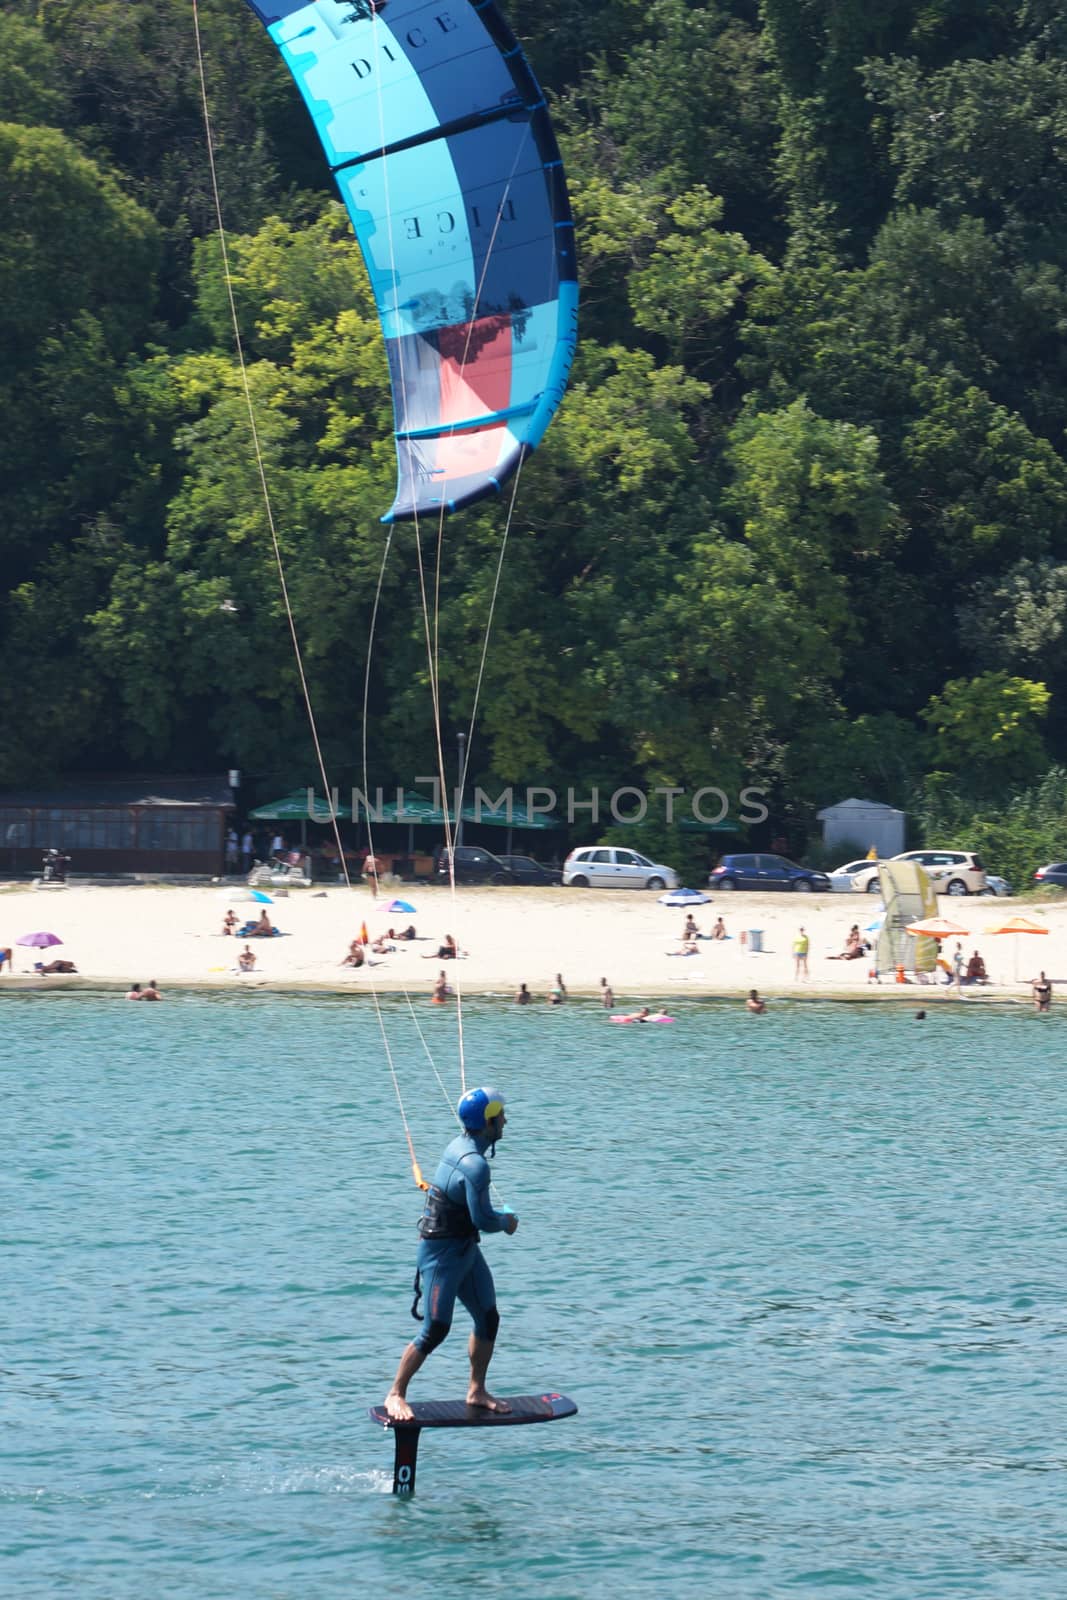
xmin=904 ymin=917 xmax=969 ymax=938
xmin=986 ymin=915 xmax=1049 ymax=980
xmin=466 ymin=799 xmax=561 ymax=853
xmin=658 ymin=888 xmax=711 ymax=906
xmin=249 ymin=890 xmax=274 ymax=905
xmin=17 ymin=931 xmax=62 ymax=948
xmin=986 ymin=916 xmax=1049 ymax=934
xmin=249 ymin=790 xmax=336 ymax=822
xmin=379 ymin=898 xmax=416 ymax=914
xmin=249 ymin=789 xmax=336 ymax=846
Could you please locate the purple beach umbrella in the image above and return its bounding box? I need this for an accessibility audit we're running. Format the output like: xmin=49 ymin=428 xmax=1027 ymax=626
xmin=17 ymin=931 xmax=63 ymax=949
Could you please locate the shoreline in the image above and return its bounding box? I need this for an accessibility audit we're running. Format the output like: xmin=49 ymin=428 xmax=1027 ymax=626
xmin=0 ymin=880 xmax=1060 ymax=1007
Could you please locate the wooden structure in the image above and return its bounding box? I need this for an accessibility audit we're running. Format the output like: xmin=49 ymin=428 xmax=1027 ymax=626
xmin=0 ymin=776 xmax=235 ymax=877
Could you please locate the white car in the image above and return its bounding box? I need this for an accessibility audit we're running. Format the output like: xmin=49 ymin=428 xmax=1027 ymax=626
xmin=563 ymin=846 xmax=679 ymax=890
xmin=890 ymin=849 xmax=987 ymax=896
xmin=827 ymin=858 xmax=884 ymax=893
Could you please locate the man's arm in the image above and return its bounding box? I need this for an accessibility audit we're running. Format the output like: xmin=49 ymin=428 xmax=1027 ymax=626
xmin=460 ymin=1154 xmax=514 ymax=1233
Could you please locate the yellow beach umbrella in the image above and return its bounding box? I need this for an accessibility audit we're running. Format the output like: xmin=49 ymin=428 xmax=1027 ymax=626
xmin=986 ymin=915 xmax=1049 ymax=980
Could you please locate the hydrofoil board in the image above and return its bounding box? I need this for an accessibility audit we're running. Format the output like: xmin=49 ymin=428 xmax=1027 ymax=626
xmin=368 ymin=1392 xmax=577 ymax=1494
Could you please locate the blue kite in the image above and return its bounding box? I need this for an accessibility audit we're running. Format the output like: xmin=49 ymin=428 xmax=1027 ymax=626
xmin=242 ymin=0 xmax=579 ymax=521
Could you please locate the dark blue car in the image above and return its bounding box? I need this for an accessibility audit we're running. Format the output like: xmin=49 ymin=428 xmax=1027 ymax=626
xmin=708 ymin=853 xmax=831 ymax=892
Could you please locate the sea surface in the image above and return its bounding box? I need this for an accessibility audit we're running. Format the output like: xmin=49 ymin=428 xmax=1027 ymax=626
xmin=2 ymin=990 xmax=1065 ymax=1598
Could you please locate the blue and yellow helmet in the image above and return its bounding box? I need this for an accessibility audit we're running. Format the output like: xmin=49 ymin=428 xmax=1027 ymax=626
xmin=457 ymin=1086 xmax=506 ymax=1132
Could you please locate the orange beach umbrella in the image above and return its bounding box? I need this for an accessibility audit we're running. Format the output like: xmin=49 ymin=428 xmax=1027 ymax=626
xmin=905 ymin=917 xmax=969 ymax=938
xmin=986 ymin=915 xmax=1048 ymax=980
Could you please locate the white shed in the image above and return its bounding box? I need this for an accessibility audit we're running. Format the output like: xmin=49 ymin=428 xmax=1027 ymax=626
xmin=816 ymin=797 xmax=906 ymax=860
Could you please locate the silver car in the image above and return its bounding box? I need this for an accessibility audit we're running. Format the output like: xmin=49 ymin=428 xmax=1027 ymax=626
xmin=563 ymin=846 xmax=679 ymax=890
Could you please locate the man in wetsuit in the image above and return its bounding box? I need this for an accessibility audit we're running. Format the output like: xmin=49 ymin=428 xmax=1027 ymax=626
xmin=384 ymin=1086 xmax=519 ymax=1422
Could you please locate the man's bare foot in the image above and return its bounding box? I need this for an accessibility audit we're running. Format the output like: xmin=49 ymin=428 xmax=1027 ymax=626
xmin=466 ymin=1387 xmax=511 ymax=1413
xmin=384 ymin=1389 xmax=415 ymax=1423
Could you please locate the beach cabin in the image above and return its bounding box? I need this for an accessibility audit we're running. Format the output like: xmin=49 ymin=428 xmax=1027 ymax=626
xmin=816 ymin=797 xmax=906 ymax=861
xmin=0 ymin=775 xmax=235 ymax=878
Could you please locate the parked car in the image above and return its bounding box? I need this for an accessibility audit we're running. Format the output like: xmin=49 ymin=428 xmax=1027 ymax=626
xmin=707 ymin=853 xmax=832 ymax=892
xmin=563 ymin=846 xmax=679 ymax=890
xmin=435 ymin=844 xmax=514 ymax=884
xmin=827 ymin=858 xmax=884 ymax=893
xmin=891 ymin=849 xmax=987 ymax=896
xmin=982 ymin=874 xmax=1013 ymax=896
xmin=1033 ymin=863 xmax=1067 ymax=889
xmin=495 ymin=853 xmax=562 ymax=885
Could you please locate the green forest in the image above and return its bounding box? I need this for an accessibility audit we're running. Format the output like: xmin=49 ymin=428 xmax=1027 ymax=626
xmin=4 ymin=0 xmax=1067 ymax=874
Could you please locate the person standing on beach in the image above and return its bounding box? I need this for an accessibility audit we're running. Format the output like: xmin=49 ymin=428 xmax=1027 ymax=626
xmin=793 ymin=928 xmax=809 ymax=979
xmin=952 ymin=941 xmax=964 ymax=993
xmin=384 ymin=1087 xmax=518 ymax=1422
xmin=600 ymin=977 xmax=614 ymax=1008
xmin=0 ymin=946 xmax=11 ymax=974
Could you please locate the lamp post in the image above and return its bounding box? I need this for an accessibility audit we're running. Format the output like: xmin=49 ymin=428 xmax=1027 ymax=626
xmin=456 ymin=730 xmax=466 ymax=847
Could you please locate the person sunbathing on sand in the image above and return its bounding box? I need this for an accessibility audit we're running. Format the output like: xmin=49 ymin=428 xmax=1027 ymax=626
xmin=711 ymin=918 xmax=727 ymax=940
xmin=964 ymin=950 xmax=989 ymax=984
xmin=827 ymin=925 xmax=866 ymax=960
xmin=222 ymin=909 xmax=238 ymax=936
xmin=341 ymin=939 xmax=365 ymax=967
xmin=237 ymin=945 xmax=256 ymax=972
xmin=250 ymin=910 xmax=273 ymax=937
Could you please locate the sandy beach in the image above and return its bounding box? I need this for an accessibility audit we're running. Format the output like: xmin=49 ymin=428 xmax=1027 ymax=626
xmin=0 ymin=880 xmax=1062 ymax=1003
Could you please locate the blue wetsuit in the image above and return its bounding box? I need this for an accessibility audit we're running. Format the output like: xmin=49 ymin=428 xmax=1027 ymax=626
xmin=412 ymin=1130 xmax=511 ymax=1352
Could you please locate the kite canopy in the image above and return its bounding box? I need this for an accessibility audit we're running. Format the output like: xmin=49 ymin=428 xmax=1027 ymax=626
xmin=243 ymin=0 xmax=578 ymax=520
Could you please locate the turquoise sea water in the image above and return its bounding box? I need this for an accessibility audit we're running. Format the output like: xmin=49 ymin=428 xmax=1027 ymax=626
xmin=3 ymin=991 xmax=1066 ymax=1598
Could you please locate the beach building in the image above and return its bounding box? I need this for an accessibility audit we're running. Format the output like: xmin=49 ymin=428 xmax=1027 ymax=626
xmin=816 ymin=797 xmax=906 ymax=860
xmin=0 ymin=775 xmax=235 ymax=877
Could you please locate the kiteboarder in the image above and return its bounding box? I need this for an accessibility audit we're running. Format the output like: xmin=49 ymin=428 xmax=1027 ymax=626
xmin=384 ymin=1087 xmax=519 ymax=1423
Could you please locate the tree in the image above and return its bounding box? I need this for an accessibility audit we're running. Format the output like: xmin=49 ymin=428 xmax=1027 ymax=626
xmin=921 ymin=671 xmax=1050 ymax=790
xmin=0 ymin=123 xmax=159 ymax=581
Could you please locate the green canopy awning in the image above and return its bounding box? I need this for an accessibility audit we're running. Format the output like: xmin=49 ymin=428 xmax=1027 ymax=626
xmin=376 ymin=790 xmax=457 ymax=825
xmin=465 ymin=799 xmax=561 ymax=830
xmin=249 ymin=789 xmax=336 ymax=823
